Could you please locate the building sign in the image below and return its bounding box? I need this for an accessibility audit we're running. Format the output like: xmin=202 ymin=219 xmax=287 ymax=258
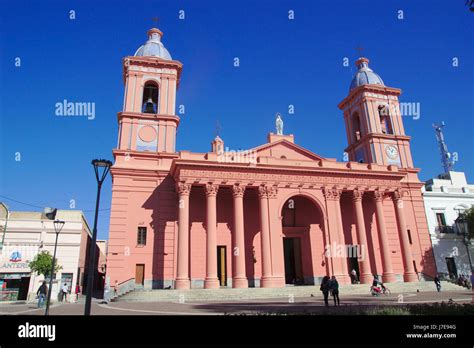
xmin=1 ymin=250 xmax=30 ymax=270
xmin=0 ymin=261 xmax=30 ymax=270
xmin=0 ymin=273 xmax=30 ymax=279
xmin=9 ymin=251 xmax=22 ymax=262
xmin=0 ymin=245 xmax=39 ymax=273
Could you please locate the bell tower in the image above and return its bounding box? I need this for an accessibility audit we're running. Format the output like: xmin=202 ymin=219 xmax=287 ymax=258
xmin=116 ymin=28 xmax=182 ymax=156
xmin=338 ymin=57 xmax=414 ymax=168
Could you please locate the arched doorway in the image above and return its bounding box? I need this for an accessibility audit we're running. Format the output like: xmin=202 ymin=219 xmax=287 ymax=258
xmin=281 ymin=195 xmax=327 ymax=285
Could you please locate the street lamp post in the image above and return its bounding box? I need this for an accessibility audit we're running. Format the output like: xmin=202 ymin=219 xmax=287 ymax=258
xmin=0 ymin=203 xmax=9 ymax=252
xmin=455 ymin=214 xmax=473 ymax=273
xmin=84 ymin=159 xmax=112 ymax=316
xmin=45 ymin=219 xmax=65 ymax=316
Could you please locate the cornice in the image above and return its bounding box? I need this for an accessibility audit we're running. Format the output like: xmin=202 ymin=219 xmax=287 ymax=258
xmin=338 ymin=84 xmax=402 ymax=110
xmin=344 ymin=133 xmax=411 ymax=153
xmin=122 ymin=56 xmax=183 ymax=85
xmin=113 ymin=148 xmax=179 ymax=158
xmin=170 ymin=159 xmax=407 ymax=186
xmin=117 ymin=112 xmax=180 ymax=125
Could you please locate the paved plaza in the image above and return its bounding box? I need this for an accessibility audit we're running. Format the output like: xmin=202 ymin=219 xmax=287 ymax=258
xmin=0 ymin=289 xmax=471 ymax=316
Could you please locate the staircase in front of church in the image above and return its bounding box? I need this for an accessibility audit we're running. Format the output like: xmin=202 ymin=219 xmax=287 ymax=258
xmin=114 ymin=281 xmax=469 ymax=302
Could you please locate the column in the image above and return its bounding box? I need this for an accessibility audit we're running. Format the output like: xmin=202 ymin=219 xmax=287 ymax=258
xmin=352 ymin=188 xmax=372 ymax=284
xmin=258 ymin=185 xmax=273 ymax=287
xmin=373 ymin=189 xmax=396 ymax=283
xmin=323 ymin=187 xmax=350 ymax=284
xmin=175 ymin=182 xmax=191 ymax=289
xmin=267 ymin=185 xmax=285 ymax=287
xmin=393 ymin=190 xmax=418 ymax=282
xmin=333 ymin=188 xmax=350 ymax=284
xmin=204 ymin=183 xmax=219 ymax=289
xmin=232 ymin=184 xmax=248 ymax=288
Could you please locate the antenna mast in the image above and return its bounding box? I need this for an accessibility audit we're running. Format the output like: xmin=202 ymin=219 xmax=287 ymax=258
xmin=432 ymin=122 xmax=454 ymax=173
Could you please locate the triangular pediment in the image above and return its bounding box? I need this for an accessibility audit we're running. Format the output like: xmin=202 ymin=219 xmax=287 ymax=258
xmin=251 ymin=140 xmax=325 ymax=162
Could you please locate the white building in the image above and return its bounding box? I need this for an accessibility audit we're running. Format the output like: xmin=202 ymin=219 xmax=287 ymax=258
xmin=422 ymin=171 xmax=474 ymax=278
xmin=0 ymin=209 xmax=103 ymax=302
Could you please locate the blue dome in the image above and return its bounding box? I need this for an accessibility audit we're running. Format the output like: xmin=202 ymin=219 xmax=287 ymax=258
xmin=134 ymin=28 xmax=172 ymax=60
xmin=350 ymin=57 xmax=384 ymax=91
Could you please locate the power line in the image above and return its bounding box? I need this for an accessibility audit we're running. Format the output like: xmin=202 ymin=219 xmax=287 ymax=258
xmin=0 ymin=194 xmax=111 ymax=213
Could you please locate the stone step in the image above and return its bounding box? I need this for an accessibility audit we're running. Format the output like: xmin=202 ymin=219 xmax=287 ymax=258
xmin=117 ymin=281 xmax=469 ymax=302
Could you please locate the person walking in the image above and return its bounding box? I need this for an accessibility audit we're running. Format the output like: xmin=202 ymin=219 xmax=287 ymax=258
xmin=36 ymin=281 xmax=48 ymax=308
xmin=434 ymin=275 xmax=441 ymax=292
xmin=60 ymin=283 xmax=69 ymax=302
xmin=74 ymin=284 xmax=81 ymax=302
xmin=320 ymin=275 xmax=330 ymax=306
xmin=329 ymin=276 xmax=340 ymax=306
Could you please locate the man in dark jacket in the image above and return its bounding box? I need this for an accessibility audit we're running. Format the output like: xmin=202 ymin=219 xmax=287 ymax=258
xmin=37 ymin=281 xmax=48 ymax=308
xmin=320 ymin=276 xmax=330 ymax=306
xmin=329 ymin=276 xmax=340 ymax=306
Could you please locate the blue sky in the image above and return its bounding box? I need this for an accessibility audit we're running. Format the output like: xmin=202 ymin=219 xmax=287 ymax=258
xmin=1 ymin=0 xmax=473 ymax=240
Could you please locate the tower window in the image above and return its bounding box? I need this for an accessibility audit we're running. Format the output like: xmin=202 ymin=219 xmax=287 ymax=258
xmin=352 ymin=113 xmax=362 ymax=141
xmin=142 ymin=82 xmax=159 ymax=114
xmin=378 ymin=105 xmax=394 ymax=135
xmin=137 ymin=227 xmax=147 ymax=246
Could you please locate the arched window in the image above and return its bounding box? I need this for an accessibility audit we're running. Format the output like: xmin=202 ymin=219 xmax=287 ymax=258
xmin=142 ymin=81 xmax=159 ymax=114
xmin=352 ymin=113 xmax=362 ymax=141
xmin=378 ymin=105 xmax=393 ymax=135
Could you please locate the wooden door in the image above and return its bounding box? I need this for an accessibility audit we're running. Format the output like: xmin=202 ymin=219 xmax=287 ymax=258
xmin=135 ymin=264 xmax=145 ymax=285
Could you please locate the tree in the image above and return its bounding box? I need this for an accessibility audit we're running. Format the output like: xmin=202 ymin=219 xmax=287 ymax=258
xmin=463 ymin=206 xmax=474 ymax=240
xmin=29 ymin=250 xmax=62 ymax=277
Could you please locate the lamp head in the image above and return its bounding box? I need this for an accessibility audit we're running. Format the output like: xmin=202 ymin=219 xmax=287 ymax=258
xmin=53 ymin=220 xmax=65 ymax=234
xmin=91 ymin=159 xmax=112 ymax=168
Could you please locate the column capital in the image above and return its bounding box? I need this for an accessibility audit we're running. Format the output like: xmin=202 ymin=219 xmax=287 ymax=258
xmin=268 ymin=185 xmax=279 ymax=199
xmin=323 ymin=186 xmax=342 ymax=201
xmin=232 ymin=183 xmax=246 ymax=198
xmin=176 ymin=182 xmax=192 ymax=196
xmin=258 ymin=184 xmax=279 ymax=199
xmin=374 ymin=189 xmax=384 ymax=202
xmin=205 ymin=183 xmax=219 ymax=197
xmin=258 ymin=185 xmax=268 ymax=199
xmin=352 ymin=188 xmax=364 ymax=201
xmin=393 ymin=189 xmax=403 ymax=202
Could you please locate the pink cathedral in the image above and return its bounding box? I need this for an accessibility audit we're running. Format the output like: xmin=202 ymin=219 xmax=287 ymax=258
xmin=106 ymin=28 xmax=436 ymax=290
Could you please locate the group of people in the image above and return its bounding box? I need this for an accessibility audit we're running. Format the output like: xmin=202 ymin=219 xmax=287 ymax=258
xmin=319 ymin=275 xmax=340 ymax=306
xmin=434 ymin=273 xmax=473 ymax=292
xmin=456 ymin=274 xmax=471 ymax=289
xmin=36 ymin=281 xmax=79 ymax=308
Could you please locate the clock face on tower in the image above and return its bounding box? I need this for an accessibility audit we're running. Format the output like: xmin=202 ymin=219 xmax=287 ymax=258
xmin=385 ymin=144 xmax=399 ymax=160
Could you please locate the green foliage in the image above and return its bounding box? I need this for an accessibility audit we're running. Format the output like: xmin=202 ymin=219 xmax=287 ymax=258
xmin=463 ymin=206 xmax=474 ymax=240
xmin=28 ymin=250 xmax=62 ymax=277
xmin=367 ymin=307 xmax=410 ymax=316
xmin=409 ymin=302 xmax=474 ymax=315
xmin=234 ymin=303 xmax=474 ymax=316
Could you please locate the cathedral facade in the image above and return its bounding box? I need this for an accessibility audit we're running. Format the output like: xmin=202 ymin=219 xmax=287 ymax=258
xmin=106 ymin=28 xmax=436 ymax=290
